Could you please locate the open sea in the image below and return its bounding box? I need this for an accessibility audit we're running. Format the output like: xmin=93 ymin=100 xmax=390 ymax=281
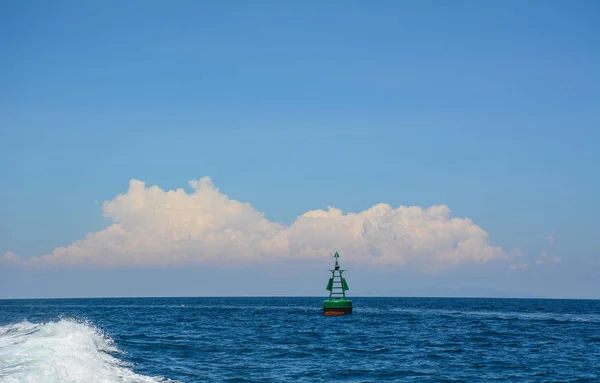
xmin=1 ymin=297 xmax=599 ymax=382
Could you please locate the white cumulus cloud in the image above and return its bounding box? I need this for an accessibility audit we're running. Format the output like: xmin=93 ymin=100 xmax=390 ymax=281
xmin=536 ymin=251 xmax=560 ymax=265
xmin=510 ymin=263 xmax=527 ymax=271
xmin=2 ymin=177 xmax=512 ymax=271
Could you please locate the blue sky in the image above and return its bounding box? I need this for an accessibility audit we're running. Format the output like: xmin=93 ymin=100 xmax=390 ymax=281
xmin=1 ymin=1 xmax=599 ymax=299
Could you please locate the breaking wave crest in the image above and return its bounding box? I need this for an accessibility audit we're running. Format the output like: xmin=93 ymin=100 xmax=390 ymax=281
xmin=0 ymin=318 xmax=175 ymax=383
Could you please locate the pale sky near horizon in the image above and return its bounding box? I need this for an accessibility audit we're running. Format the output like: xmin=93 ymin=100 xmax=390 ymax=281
xmin=1 ymin=1 xmax=599 ymax=299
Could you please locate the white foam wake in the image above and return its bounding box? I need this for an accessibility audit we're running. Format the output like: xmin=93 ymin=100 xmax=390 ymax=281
xmin=0 ymin=318 xmax=175 ymax=383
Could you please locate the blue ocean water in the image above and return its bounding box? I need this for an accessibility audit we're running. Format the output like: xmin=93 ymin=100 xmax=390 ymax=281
xmin=1 ymin=297 xmax=599 ymax=382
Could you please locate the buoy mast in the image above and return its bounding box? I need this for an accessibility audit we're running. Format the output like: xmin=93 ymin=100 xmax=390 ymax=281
xmin=322 ymin=251 xmax=353 ymax=316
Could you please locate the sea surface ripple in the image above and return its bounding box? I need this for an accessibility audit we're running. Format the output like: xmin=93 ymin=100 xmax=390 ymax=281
xmin=1 ymin=297 xmax=599 ymax=382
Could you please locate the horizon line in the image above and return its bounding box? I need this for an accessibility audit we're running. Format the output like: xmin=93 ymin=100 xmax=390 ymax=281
xmin=1 ymin=295 xmax=598 ymax=301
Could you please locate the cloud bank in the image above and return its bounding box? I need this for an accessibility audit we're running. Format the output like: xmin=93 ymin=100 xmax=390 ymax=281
xmin=2 ymin=177 xmax=512 ymax=271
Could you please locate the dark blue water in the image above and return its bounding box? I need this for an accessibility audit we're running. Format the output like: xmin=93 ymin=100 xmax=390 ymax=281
xmin=1 ymin=297 xmax=599 ymax=382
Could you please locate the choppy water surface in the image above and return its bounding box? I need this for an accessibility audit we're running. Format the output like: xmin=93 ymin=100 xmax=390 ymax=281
xmin=1 ymin=297 xmax=599 ymax=382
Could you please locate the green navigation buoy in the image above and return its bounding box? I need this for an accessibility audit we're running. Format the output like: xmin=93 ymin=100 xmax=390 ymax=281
xmin=322 ymin=251 xmax=353 ymax=316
